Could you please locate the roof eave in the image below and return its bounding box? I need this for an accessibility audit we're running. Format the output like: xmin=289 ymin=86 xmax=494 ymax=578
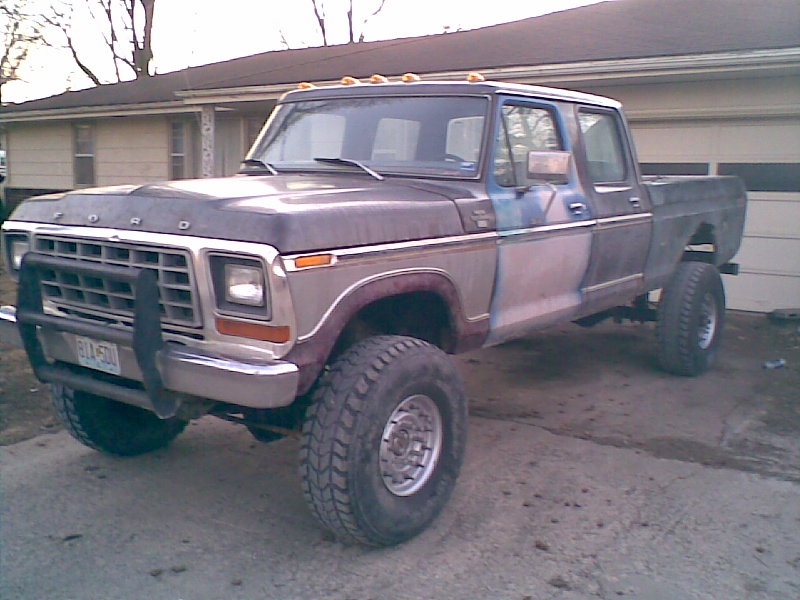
xmin=176 ymin=48 xmax=800 ymax=104
xmin=0 ymin=100 xmax=197 ymax=124
xmin=2 ymin=48 xmax=798 ymax=123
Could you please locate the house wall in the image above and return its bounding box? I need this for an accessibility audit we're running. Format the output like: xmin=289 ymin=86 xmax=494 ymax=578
xmin=2 ymin=117 xmax=172 ymax=211
xmin=584 ymin=75 xmax=800 ymax=313
xmin=95 ymin=117 xmax=170 ymax=185
xmin=6 ymin=122 xmax=73 ymax=190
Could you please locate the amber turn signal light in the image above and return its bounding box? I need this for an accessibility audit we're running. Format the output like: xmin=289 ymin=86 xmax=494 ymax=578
xmin=215 ymin=318 xmax=291 ymax=343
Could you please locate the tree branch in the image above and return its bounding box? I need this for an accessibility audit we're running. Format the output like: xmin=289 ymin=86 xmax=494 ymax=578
xmin=310 ymin=0 xmax=328 ymax=46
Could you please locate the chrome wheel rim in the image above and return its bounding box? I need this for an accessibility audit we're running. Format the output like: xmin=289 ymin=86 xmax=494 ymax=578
xmin=380 ymin=394 xmax=443 ymax=497
xmin=697 ymin=292 xmax=718 ymax=350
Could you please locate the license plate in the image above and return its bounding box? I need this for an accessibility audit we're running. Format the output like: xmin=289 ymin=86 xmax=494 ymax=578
xmin=76 ymin=336 xmax=121 ymax=376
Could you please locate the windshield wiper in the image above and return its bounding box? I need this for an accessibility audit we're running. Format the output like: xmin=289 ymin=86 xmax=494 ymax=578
xmin=239 ymin=158 xmax=278 ymax=175
xmin=313 ymin=157 xmax=384 ymax=181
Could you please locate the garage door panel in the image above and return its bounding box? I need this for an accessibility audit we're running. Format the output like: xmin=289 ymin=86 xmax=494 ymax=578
xmin=633 ymin=125 xmax=714 ymax=160
xmin=735 ymin=237 xmax=800 ymax=276
xmin=744 ymin=196 xmax=800 ymax=237
xmin=715 ymin=121 xmax=800 ymax=161
xmin=724 ymin=273 xmax=800 ymax=313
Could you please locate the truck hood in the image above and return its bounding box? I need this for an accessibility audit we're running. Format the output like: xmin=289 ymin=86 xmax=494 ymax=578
xmin=9 ymin=174 xmax=476 ymax=253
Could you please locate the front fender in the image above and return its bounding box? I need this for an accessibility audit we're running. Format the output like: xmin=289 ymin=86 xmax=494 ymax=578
xmin=284 ymin=271 xmax=489 ymax=395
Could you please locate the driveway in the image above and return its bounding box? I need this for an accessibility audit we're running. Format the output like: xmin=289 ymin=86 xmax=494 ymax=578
xmin=1 ymin=312 xmax=799 ymax=599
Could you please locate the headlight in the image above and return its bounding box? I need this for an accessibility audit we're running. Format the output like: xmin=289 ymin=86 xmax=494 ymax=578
xmin=209 ymin=254 xmax=270 ymax=318
xmin=224 ymin=263 xmax=265 ymax=306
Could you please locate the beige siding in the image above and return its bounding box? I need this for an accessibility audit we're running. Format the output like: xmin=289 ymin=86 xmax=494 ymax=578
xmin=7 ymin=123 xmax=73 ymax=189
xmin=594 ymin=77 xmax=799 ymax=119
xmin=95 ymin=117 xmax=169 ymax=185
xmin=215 ymin=117 xmax=246 ymax=177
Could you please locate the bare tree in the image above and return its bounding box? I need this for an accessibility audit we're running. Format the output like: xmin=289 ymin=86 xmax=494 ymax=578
xmin=0 ymin=0 xmax=47 ymax=104
xmin=45 ymin=0 xmax=157 ymax=87
xmin=307 ymin=0 xmax=389 ymax=46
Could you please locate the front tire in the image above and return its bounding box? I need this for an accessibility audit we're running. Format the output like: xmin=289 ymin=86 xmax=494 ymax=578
xmin=656 ymin=261 xmax=725 ymax=376
xmin=299 ymin=335 xmax=467 ymax=546
xmin=52 ymin=384 xmax=187 ymax=456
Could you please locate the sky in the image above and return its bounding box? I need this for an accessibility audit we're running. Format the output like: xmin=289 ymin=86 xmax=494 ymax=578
xmin=3 ymin=0 xmax=606 ymax=104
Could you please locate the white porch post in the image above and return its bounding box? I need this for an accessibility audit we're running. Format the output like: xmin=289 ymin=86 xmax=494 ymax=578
xmin=201 ymin=105 xmax=215 ymax=178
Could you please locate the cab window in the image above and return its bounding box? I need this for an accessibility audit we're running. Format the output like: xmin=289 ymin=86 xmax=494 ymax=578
xmin=578 ymin=110 xmax=628 ymax=184
xmin=494 ymin=104 xmax=562 ymax=187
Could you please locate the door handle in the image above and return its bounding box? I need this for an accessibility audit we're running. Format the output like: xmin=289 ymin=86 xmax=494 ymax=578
xmin=629 ymin=196 xmax=642 ymax=207
xmin=569 ymin=202 xmax=587 ymax=214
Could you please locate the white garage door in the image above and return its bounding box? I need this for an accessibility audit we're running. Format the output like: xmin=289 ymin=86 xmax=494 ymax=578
xmin=632 ymin=118 xmax=800 ymax=313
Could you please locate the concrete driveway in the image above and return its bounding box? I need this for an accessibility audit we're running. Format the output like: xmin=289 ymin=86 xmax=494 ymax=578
xmin=2 ymin=313 xmax=799 ymax=599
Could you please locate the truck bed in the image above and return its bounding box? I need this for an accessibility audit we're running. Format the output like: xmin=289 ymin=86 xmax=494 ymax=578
xmin=643 ymin=175 xmax=747 ymax=290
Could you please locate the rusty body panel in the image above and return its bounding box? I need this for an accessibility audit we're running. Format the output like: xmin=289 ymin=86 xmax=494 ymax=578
xmin=8 ymin=175 xmax=472 ymax=253
xmin=643 ymin=176 xmax=748 ymax=289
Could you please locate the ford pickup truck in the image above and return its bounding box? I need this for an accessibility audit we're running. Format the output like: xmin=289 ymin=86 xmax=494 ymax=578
xmin=0 ymin=76 xmax=746 ymax=546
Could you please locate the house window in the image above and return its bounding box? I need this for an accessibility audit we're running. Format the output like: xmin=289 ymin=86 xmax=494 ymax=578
xmin=170 ymin=121 xmax=188 ymax=179
xmin=640 ymin=163 xmax=709 ymax=177
xmin=717 ymin=163 xmax=800 ymax=193
xmin=74 ymin=124 xmax=95 ymax=186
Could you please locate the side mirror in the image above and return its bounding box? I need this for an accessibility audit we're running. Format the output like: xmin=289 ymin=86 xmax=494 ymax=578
xmin=527 ymin=150 xmax=571 ymax=184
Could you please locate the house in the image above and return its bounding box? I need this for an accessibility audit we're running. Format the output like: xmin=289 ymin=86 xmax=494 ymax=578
xmin=1 ymin=0 xmax=798 ymax=312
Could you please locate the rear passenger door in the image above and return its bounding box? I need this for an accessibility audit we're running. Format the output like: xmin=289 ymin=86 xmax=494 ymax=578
xmin=576 ymin=107 xmax=652 ymax=312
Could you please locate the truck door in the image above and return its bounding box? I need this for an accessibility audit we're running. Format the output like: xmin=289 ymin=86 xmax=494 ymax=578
xmin=485 ymin=99 xmax=594 ymax=345
xmin=575 ymin=107 xmax=651 ymax=313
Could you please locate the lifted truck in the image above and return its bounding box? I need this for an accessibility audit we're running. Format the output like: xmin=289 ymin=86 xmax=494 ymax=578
xmin=1 ymin=76 xmax=746 ymax=546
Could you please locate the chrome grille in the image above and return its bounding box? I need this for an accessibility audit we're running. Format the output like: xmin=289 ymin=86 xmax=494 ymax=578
xmin=33 ymin=235 xmax=201 ymax=328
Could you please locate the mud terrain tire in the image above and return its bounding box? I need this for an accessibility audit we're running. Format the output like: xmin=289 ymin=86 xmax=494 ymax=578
xmin=52 ymin=384 xmax=187 ymax=456
xmin=657 ymin=261 xmax=725 ymax=376
xmin=299 ymin=335 xmax=467 ymax=546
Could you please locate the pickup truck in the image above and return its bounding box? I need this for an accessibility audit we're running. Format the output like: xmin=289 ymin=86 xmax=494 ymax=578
xmin=0 ymin=76 xmax=746 ymax=546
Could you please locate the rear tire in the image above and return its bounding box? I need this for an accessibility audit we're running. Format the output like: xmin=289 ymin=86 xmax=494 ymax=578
xmin=52 ymin=384 xmax=187 ymax=456
xmin=299 ymin=335 xmax=467 ymax=546
xmin=656 ymin=261 xmax=725 ymax=376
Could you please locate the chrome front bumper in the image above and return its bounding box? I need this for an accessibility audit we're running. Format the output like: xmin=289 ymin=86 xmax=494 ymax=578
xmin=3 ymin=303 xmax=299 ymax=417
xmin=11 ymin=253 xmax=300 ymax=419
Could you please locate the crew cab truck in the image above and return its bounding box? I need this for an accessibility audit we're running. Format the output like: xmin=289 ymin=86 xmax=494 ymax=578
xmin=0 ymin=77 xmax=746 ymax=546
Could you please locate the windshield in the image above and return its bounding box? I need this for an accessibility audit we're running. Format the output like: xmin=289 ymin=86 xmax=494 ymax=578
xmin=247 ymin=95 xmax=488 ymax=178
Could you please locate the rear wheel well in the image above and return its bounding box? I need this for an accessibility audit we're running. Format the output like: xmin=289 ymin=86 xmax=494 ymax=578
xmin=683 ymin=223 xmax=717 ymax=264
xmin=330 ymin=292 xmax=452 ymax=361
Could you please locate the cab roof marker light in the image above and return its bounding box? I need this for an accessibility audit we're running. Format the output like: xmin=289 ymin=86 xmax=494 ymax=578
xmin=341 ymin=76 xmax=361 ymax=85
xmin=467 ymin=72 xmax=486 ymax=82
xmin=401 ymin=73 xmax=421 ymax=82
xmin=370 ymin=74 xmax=389 ymax=83
xmin=297 ymin=82 xmax=316 ymax=89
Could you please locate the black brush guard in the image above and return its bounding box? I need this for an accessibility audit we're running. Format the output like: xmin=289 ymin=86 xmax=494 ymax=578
xmin=16 ymin=253 xmax=179 ymax=418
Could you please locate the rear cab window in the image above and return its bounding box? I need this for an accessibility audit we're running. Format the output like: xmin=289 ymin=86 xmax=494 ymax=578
xmin=577 ymin=109 xmax=630 ymax=185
